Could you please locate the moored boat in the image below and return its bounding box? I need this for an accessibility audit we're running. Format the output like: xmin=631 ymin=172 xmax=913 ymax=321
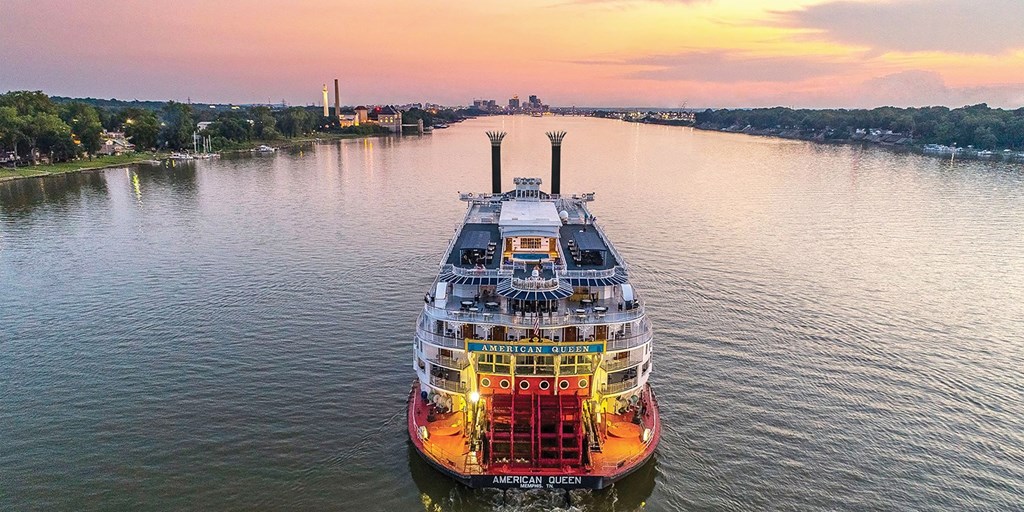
xmin=408 ymin=131 xmax=660 ymax=490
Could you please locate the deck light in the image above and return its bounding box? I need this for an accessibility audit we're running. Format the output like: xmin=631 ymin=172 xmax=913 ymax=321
xmin=469 ymin=391 xmax=480 ymax=404
xmin=642 ymin=427 xmax=652 ymax=443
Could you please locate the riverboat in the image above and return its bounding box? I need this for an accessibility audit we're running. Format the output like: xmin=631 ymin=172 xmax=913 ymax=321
xmin=408 ymin=131 xmax=660 ymax=490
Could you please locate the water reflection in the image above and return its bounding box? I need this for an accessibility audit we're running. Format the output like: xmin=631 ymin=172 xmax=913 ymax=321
xmin=0 ymin=170 xmax=109 ymax=215
xmin=2 ymin=118 xmax=1024 ymax=511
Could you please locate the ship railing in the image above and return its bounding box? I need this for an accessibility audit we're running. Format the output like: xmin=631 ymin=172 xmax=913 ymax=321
xmin=416 ymin=317 xmax=652 ymax=352
xmin=605 ymin=327 xmax=653 ymax=351
xmin=600 ymin=377 xmax=640 ymax=395
xmin=423 ymin=302 xmax=647 ymax=327
xmin=416 ymin=330 xmax=464 ymax=350
xmin=437 ymin=205 xmax=479 ymax=272
xmin=444 ymin=264 xmax=512 ymax=279
xmin=430 ymin=354 xmax=470 ymax=370
xmin=409 ymin=398 xmax=482 ymax=474
xmin=591 ymin=386 xmax=658 ymax=473
xmin=590 ymin=222 xmax=629 ymax=273
xmin=602 ymin=352 xmax=646 ymax=372
xmin=429 ymin=374 xmax=468 ymax=393
xmin=510 ymin=276 xmax=560 ymax=291
xmin=556 ymin=267 xmax=622 ymax=279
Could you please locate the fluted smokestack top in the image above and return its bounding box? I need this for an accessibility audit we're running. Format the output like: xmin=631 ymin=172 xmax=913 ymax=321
xmin=547 ymin=131 xmax=566 ymax=196
xmin=487 ymin=131 xmax=506 ymax=194
xmin=546 ymin=131 xmax=567 ymax=146
xmin=487 ymin=131 xmax=507 ymax=146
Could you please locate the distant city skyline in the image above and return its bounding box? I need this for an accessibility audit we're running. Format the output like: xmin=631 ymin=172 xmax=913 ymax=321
xmin=2 ymin=0 xmax=1023 ymax=109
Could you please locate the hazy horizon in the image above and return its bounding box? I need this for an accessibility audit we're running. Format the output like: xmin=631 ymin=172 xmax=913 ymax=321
xmin=2 ymin=0 xmax=1023 ymax=109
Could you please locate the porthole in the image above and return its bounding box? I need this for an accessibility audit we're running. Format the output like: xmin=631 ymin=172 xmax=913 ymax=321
xmin=539 ymin=380 xmax=550 ymax=390
xmin=481 ymin=377 xmax=492 ymax=387
xmin=499 ymin=379 xmax=510 ymax=389
xmin=578 ymin=379 xmax=588 ymax=389
xmin=519 ymin=380 xmax=530 ymax=390
xmin=559 ymin=380 xmax=570 ymax=390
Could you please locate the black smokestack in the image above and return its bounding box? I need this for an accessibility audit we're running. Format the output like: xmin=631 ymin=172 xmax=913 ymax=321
xmin=546 ymin=131 xmax=566 ymax=195
xmin=487 ymin=131 xmax=506 ymax=194
xmin=333 ymin=79 xmax=340 ymax=118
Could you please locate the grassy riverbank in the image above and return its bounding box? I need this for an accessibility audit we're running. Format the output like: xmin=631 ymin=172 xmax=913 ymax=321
xmin=0 ymin=132 xmax=382 ymax=183
xmin=0 ymin=153 xmax=165 ymax=181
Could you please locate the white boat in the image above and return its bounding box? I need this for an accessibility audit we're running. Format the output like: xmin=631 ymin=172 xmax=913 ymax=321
xmin=252 ymin=145 xmax=276 ymax=153
xmin=408 ymin=131 xmax=660 ymax=490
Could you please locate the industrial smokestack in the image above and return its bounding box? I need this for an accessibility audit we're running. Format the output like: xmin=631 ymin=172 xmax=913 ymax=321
xmin=486 ymin=131 xmax=506 ymax=194
xmin=546 ymin=131 xmax=566 ymax=196
xmin=334 ymin=79 xmax=340 ymax=118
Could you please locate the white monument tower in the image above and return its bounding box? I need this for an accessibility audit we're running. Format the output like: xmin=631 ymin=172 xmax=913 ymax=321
xmin=322 ymin=84 xmax=329 ymax=118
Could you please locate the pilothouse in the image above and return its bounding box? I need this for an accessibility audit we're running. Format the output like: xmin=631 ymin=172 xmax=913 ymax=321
xmin=407 ymin=131 xmax=660 ymax=490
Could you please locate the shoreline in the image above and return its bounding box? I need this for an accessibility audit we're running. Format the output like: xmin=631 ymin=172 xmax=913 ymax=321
xmin=658 ymin=120 xmax=1023 ymax=164
xmin=0 ymin=132 xmax=380 ymax=184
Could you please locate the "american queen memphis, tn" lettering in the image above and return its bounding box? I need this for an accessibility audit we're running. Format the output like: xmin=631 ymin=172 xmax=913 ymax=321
xmin=491 ymin=475 xmax=585 ymax=487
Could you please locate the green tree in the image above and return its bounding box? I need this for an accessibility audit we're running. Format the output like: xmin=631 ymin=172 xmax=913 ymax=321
xmin=275 ymin=107 xmax=314 ymax=137
xmin=158 ymin=101 xmax=194 ymax=150
xmin=973 ymin=126 xmax=998 ymax=149
xmin=0 ymin=90 xmax=58 ymax=116
xmin=118 ymin=108 xmax=159 ymax=150
xmin=59 ymin=102 xmax=103 ymax=154
xmin=206 ymin=112 xmax=252 ymax=142
xmin=0 ymin=106 xmax=29 ymax=163
xmin=250 ymin=106 xmax=278 ymax=139
xmin=25 ymin=112 xmax=78 ymax=163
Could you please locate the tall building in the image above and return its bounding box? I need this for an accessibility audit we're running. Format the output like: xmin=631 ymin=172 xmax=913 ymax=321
xmin=528 ymin=95 xmax=539 ymax=107
xmin=322 ymin=85 xmax=329 ymax=117
xmin=508 ymin=95 xmax=520 ymax=110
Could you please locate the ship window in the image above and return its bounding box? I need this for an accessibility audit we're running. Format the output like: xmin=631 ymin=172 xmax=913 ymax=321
xmin=578 ymin=379 xmax=588 ymax=389
xmin=417 ymin=358 xmax=425 ymax=371
xmin=519 ymin=237 xmax=543 ymax=249
xmin=559 ymin=379 xmax=570 ymax=390
xmin=515 ymin=355 xmax=554 ymax=376
xmin=519 ymin=380 xmax=530 ymax=390
xmin=642 ymin=361 xmax=650 ymax=374
xmin=481 ymin=377 xmax=491 ymax=387
xmin=539 ymin=380 xmax=550 ymax=390
xmin=478 ymin=353 xmax=512 ymax=374
xmin=500 ymin=379 xmax=510 ymax=389
xmin=558 ymin=354 xmax=594 ymax=375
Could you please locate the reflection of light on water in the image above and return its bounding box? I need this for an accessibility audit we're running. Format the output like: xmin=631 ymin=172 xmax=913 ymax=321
xmin=363 ymin=138 xmax=374 ymax=176
xmin=131 ymin=171 xmax=142 ymax=203
xmin=420 ymin=493 xmax=441 ymax=511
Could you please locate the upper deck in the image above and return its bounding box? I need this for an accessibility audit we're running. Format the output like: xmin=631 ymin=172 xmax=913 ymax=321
xmin=441 ymin=185 xmax=624 ymax=276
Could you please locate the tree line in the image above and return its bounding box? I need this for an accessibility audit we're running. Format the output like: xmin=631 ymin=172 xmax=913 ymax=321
xmin=693 ymin=104 xmax=1024 ymax=150
xmin=0 ymin=91 xmax=380 ymax=165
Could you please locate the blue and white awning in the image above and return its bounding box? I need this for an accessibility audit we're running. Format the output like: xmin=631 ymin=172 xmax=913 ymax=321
xmin=562 ymin=268 xmax=629 ymax=287
xmin=438 ymin=270 xmax=500 ymax=285
xmin=496 ymin=279 xmax=574 ymax=301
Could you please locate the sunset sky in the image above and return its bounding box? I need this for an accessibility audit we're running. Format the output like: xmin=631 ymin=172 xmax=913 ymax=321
xmin=2 ymin=0 xmax=1023 ymax=108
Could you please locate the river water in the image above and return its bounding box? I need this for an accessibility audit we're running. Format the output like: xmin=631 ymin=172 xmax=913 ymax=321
xmin=2 ymin=117 xmax=1023 ymax=511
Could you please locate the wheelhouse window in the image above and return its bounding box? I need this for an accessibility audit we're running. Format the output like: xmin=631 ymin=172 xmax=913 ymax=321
xmin=515 ymin=355 xmax=555 ymax=375
xmin=519 ymin=237 xmax=543 ymax=250
xmin=558 ymin=354 xmax=594 ymax=375
xmin=477 ymin=353 xmax=512 ymax=374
